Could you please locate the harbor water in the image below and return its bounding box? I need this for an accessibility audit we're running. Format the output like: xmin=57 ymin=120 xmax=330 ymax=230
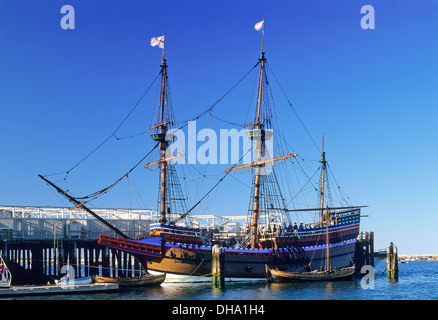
xmin=6 ymin=260 xmax=438 ymax=300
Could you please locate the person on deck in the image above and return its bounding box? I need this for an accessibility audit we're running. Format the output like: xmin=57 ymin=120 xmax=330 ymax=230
xmin=281 ymin=222 xmax=286 ymax=235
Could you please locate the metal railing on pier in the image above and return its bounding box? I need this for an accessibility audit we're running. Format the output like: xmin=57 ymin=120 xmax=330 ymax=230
xmin=0 ymin=206 xmax=248 ymax=241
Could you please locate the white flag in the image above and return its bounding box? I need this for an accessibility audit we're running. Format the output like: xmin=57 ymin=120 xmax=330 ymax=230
xmin=150 ymin=36 xmax=165 ymax=49
xmin=254 ymin=20 xmax=264 ymax=31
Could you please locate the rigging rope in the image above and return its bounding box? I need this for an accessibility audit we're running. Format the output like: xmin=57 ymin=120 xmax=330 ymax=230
xmin=171 ymin=143 xmax=254 ymax=224
xmin=176 ymin=61 xmax=260 ymax=131
xmin=75 ymin=143 xmax=159 ymax=202
xmin=60 ymin=71 xmax=162 ymax=177
xmin=266 ymin=63 xmax=321 ymax=154
xmin=46 ymin=62 xmax=259 ymax=180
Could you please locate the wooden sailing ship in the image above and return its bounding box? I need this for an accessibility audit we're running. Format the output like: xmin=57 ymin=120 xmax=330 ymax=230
xmin=41 ymin=22 xmax=363 ymax=281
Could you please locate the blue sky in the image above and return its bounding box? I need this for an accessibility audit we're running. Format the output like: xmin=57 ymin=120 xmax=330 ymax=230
xmin=0 ymin=0 xmax=437 ymax=254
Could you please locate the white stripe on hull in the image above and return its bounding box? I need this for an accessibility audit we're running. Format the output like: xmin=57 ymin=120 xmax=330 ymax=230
xmin=148 ymin=270 xmax=266 ymax=283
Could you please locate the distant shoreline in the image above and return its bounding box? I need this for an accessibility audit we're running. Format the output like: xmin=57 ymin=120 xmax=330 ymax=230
xmin=398 ymin=254 xmax=438 ymax=259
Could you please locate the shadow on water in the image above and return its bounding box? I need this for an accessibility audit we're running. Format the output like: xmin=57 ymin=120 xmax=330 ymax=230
xmin=100 ymin=278 xmax=365 ymax=300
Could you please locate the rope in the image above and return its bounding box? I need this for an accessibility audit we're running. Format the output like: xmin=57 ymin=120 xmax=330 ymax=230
xmin=42 ymin=61 xmax=258 ymax=186
xmin=40 ymin=71 xmax=162 ymax=179
xmin=266 ymin=63 xmax=321 ymax=154
xmin=75 ymin=143 xmax=159 ymax=202
xmin=177 ymin=61 xmax=260 ymax=131
xmin=171 ymin=143 xmax=254 ymax=224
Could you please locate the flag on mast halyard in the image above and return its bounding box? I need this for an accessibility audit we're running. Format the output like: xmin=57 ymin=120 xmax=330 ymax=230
xmin=150 ymin=36 xmax=165 ymax=49
xmin=254 ymin=20 xmax=264 ymax=31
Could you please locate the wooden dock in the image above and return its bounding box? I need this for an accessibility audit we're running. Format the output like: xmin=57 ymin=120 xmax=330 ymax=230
xmin=353 ymin=231 xmax=374 ymax=273
xmin=0 ymin=283 xmax=118 ymax=297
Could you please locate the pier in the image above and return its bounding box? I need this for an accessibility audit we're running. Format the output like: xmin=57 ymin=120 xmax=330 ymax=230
xmin=0 ymin=205 xmax=155 ymax=285
xmin=0 ymin=205 xmax=247 ymax=287
xmin=2 ymin=239 xmax=150 ymax=285
xmin=0 ymin=205 xmax=380 ymax=292
xmin=0 ymin=283 xmax=118 ymax=298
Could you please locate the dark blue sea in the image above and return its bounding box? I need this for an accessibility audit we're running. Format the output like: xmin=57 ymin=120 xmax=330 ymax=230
xmin=6 ymin=260 xmax=438 ymax=309
xmin=6 ymin=260 xmax=438 ymax=319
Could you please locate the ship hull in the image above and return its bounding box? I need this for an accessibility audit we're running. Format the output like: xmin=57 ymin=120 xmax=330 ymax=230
xmin=100 ymin=239 xmax=357 ymax=279
xmin=98 ymin=210 xmax=360 ymax=280
xmin=144 ymin=241 xmax=356 ymax=279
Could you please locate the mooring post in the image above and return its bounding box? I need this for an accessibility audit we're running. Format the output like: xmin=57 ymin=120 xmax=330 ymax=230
xmin=32 ymin=246 xmax=43 ymax=277
xmin=102 ymin=247 xmax=110 ymax=277
xmin=364 ymin=232 xmax=370 ymax=266
xmin=370 ymin=232 xmax=374 ymax=267
xmin=387 ymin=242 xmax=399 ymax=281
xmin=211 ymin=244 xmax=225 ymax=288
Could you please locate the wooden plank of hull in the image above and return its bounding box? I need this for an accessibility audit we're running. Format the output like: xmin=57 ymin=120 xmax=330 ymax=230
xmin=140 ymin=248 xmax=304 ymax=278
xmin=146 ymin=258 xmax=273 ymax=278
xmin=306 ymin=242 xmax=356 ymax=270
xmin=98 ymin=236 xmax=357 ymax=279
xmin=146 ymin=256 xmax=211 ymax=276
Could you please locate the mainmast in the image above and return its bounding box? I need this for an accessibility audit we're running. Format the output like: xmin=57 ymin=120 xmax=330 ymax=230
xmin=247 ymin=19 xmax=268 ymax=249
xmin=250 ymin=23 xmax=266 ymax=249
xmin=225 ymin=19 xmax=296 ymax=249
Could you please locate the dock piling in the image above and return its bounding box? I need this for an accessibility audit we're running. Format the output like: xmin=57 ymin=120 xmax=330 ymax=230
xmin=387 ymin=242 xmax=398 ymax=281
xmin=211 ymin=244 xmax=225 ymax=288
xmin=354 ymin=231 xmax=374 ymax=274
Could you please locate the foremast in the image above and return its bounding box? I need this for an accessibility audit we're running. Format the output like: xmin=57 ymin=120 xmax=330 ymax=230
xmin=151 ymin=33 xmax=169 ymax=224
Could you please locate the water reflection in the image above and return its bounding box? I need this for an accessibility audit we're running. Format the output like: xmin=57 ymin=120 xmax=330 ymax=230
xmin=7 ymin=261 xmax=438 ymax=300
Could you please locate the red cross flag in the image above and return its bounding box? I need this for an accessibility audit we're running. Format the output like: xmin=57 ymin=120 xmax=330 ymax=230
xmin=150 ymin=36 xmax=165 ymax=49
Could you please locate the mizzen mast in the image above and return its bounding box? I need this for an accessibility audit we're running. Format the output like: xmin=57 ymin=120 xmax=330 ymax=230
xmin=319 ymin=133 xmax=327 ymax=223
xmin=158 ymin=34 xmax=168 ymax=225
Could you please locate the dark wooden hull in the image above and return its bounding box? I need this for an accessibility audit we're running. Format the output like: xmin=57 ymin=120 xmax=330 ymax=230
xmin=99 ymin=237 xmax=357 ymax=280
xmin=94 ymin=273 xmax=165 ymax=287
xmin=98 ymin=210 xmax=360 ymax=280
xmin=268 ymin=266 xmax=355 ymax=282
xmin=136 ymin=241 xmax=357 ymax=279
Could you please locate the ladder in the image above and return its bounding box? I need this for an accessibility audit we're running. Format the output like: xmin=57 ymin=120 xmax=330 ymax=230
xmin=0 ymin=255 xmax=12 ymax=288
xmin=239 ymin=230 xmax=253 ymax=248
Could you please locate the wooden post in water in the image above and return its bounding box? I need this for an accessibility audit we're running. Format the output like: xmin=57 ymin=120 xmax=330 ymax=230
xmin=387 ymin=242 xmax=399 ymax=281
xmin=211 ymin=244 xmax=225 ymax=288
xmin=102 ymin=247 xmax=110 ymax=277
xmin=364 ymin=232 xmax=370 ymax=266
xmin=370 ymin=232 xmax=374 ymax=267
